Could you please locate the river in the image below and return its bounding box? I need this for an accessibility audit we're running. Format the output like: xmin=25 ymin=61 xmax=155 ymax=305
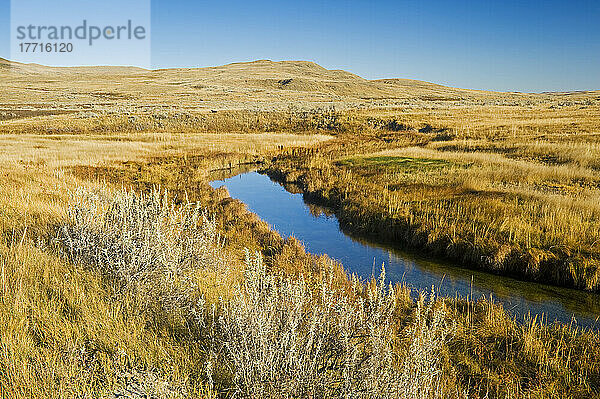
xmin=210 ymin=171 xmax=600 ymax=329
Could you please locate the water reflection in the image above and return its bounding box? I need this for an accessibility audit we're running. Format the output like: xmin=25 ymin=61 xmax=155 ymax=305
xmin=210 ymin=171 xmax=600 ymax=329
xmin=208 ymin=163 xmax=260 ymax=181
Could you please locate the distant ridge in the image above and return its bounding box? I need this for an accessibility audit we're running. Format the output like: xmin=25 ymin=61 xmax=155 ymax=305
xmin=1 ymin=58 xmax=597 ymax=109
xmin=0 ymin=57 xmax=477 ymax=94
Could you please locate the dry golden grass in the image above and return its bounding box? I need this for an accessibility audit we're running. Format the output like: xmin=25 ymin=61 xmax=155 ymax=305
xmin=267 ymin=123 xmax=600 ymax=290
xmin=358 ymin=102 xmax=600 ymax=140
xmin=0 ymin=128 xmax=330 ymax=397
xmin=0 ymin=130 xmax=599 ymax=397
xmin=8 ymin=57 xmax=588 ymax=112
xmin=1 ymin=59 xmax=600 ymax=398
xmin=0 ymin=166 xmax=194 ymax=398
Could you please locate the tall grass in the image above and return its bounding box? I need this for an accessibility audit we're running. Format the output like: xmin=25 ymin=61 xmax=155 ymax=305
xmin=0 ymin=212 xmax=197 ymax=398
xmin=2 ymin=180 xmax=598 ymax=398
xmin=266 ymin=134 xmax=600 ymax=290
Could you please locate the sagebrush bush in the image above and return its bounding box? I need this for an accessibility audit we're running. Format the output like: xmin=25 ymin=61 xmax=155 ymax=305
xmin=218 ymin=251 xmax=456 ymax=398
xmin=57 ymin=187 xmax=225 ymax=326
xmin=56 ymin=186 xmax=459 ymax=398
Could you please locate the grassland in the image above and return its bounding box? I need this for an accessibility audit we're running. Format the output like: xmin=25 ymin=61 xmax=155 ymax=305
xmin=1 ymin=59 xmax=600 ymax=398
xmin=265 ymin=105 xmax=600 ymax=291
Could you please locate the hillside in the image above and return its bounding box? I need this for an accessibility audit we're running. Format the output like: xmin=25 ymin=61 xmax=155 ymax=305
xmin=3 ymin=58 xmax=596 ymax=113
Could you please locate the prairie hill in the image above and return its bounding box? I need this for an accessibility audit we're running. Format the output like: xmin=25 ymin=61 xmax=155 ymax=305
xmin=0 ymin=58 xmax=597 ymax=111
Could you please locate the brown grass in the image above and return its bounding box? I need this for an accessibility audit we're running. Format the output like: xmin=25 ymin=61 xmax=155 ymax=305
xmin=265 ymin=113 xmax=600 ymax=290
xmin=1 ymin=60 xmax=600 ymax=397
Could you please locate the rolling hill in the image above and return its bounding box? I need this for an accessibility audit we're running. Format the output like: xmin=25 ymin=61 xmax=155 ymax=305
xmin=0 ymin=58 xmax=597 ymax=112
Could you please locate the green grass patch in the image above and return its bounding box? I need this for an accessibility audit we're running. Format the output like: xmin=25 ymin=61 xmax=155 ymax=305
xmin=336 ymin=156 xmax=454 ymax=171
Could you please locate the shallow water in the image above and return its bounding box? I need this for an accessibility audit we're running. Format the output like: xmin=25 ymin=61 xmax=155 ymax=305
xmin=210 ymin=171 xmax=600 ymax=329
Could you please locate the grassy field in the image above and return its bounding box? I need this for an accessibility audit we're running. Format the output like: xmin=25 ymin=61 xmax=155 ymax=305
xmin=1 ymin=60 xmax=600 ymax=398
xmin=264 ymin=105 xmax=600 ymax=291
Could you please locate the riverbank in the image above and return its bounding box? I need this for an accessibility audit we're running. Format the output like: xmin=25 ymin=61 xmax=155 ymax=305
xmin=0 ymin=131 xmax=598 ymax=397
xmin=212 ymin=170 xmax=600 ymax=327
xmin=72 ymin=150 xmax=600 ymax=398
xmin=263 ymin=133 xmax=600 ymax=292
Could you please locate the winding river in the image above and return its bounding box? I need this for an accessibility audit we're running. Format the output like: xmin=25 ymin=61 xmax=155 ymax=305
xmin=210 ymin=171 xmax=600 ymax=329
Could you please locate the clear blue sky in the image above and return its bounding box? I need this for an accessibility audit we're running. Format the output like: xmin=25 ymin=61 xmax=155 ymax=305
xmin=1 ymin=0 xmax=598 ymax=92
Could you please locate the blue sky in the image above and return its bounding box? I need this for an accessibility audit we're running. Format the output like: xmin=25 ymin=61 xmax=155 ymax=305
xmin=1 ymin=0 xmax=598 ymax=92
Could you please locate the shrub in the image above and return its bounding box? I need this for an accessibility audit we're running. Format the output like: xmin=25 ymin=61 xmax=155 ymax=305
xmin=56 ymin=187 xmax=460 ymax=398
xmin=56 ymin=187 xmax=225 ymax=327
xmin=217 ymin=251 xmax=457 ymax=398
